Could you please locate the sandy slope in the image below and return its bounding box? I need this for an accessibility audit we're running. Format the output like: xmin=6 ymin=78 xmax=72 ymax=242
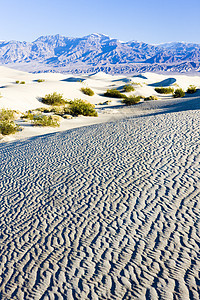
xmin=1 ymin=66 xmax=200 ymax=143
xmin=1 ymin=91 xmax=200 ymax=299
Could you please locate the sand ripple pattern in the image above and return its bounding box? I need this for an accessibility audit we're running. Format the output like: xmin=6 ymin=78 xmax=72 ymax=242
xmin=0 ymin=111 xmax=200 ymax=299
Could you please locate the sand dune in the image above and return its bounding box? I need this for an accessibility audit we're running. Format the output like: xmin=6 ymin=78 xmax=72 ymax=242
xmin=1 ymin=95 xmax=200 ymax=298
xmin=0 ymin=68 xmax=200 ymax=299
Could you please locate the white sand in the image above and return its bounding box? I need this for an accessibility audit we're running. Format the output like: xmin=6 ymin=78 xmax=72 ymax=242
xmin=0 ymin=68 xmax=200 ymax=299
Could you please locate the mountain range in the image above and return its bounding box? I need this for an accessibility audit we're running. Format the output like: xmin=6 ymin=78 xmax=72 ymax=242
xmin=1 ymin=33 xmax=200 ymax=74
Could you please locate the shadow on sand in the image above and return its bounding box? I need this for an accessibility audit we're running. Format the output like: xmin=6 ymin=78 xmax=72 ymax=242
xmin=148 ymin=78 xmax=176 ymax=87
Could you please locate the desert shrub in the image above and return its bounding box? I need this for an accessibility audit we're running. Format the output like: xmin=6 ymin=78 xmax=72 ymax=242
xmin=131 ymin=82 xmax=143 ymax=87
xmin=20 ymin=81 xmax=25 ymax=84
xmin=0 ymin=120 xmax=21 ymax=135
xmin=123 ymin=84 xmax=135 ymax=92
xmin=173 ymin=88 xmax=185 ymax=98
xmin=155 ymin=87 xmax=174 ymax=94
xmin=67 ymin=99 xmax=98 ymax=117
xmin=144 ymin=95 xmax=158 ymax=101
xmin=186 ymin=85 xmax=197 ymax=94
xmin=0 ymin=109 xmax=17 ymax=121
xmin=34 ymin=107 xmax=51 ymax=113
xmin=21 ymin=111 xmax=35 ymax=120
xmin=81 ymin=87 xmax=94 ymax=96
xmin=104 ymin=89 xmax=126 ymax=98
xmin=122 ymin=96 xmax=141 ymax=105
xmin=41 ymin=92 xmax=66 ymax=106
xmin=16 ymin=80 xmax=19 ymax=84
xmin=32 ymin=114 xmax=60 ymax=127
xmin=37 ymin=79 xmax=45 ymax=83
xmin=63 ymin=114 xmax=73 ymax=119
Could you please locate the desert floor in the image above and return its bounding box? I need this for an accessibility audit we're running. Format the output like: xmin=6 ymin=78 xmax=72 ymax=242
xmin=0 ymin=69 xmax=200 ymax=299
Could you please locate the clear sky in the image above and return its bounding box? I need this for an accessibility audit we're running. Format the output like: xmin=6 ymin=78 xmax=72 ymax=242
xmin=1 ymin=0 xmax=200 ymax=44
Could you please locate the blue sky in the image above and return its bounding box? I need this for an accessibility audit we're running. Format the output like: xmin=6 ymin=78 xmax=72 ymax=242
xmin=1 ymin=0 xmax=200 ymax=44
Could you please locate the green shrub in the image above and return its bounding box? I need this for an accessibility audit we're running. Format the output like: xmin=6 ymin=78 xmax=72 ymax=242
xmin=0 ymin=121 xmax=21 ymax=135
xmin=21 ymin=111 xmax=35 ymax=121
xmin=186 ymin=85 xmax=197 ymax=94
xmin=20 ymin=81 xmax=25 ymax=84
xmin=122 ymin=96 xmax=141 ymax=105
xmin=16 ymin=80 xmax=19 ymax=84
xmin=41 ymin=92 xmax=66 ymax=106
xmin=123 ymin=84 xmax=135 ymax=92
xmin=37 ymin=79 xmax=45 ymax=83
xmin=144 ymin=95 xmax=159 ymax=101
xmin=104 ymin=89 xmax=126 ymax=98
xmin=173 ymin=88 xmax=185 ymax=98
xmin=32 ymin=114 xmax=60 ymax=127
xmin=81 ymin=87 xmax=94 ymax=96
xmin=131 ymin=82 xmax=142 ymax=87
xmin=34 ymin=107 xmax=51 ymax=113
xmin=0 ymin=109 xmax=17 ymax=121
xmin=67 ymin=99 xmax=98 ymax=117
xmin=155 ymin=87 xmax=174 ymax=94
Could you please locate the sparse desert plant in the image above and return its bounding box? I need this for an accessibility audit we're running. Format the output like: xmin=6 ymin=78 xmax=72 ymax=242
xmin=122 ymin=96 xmax=141 ymax=105
xmin=155 ymin=87 xmax=174 ymax=94
xmin=0 ymin=109 xmax=17 ymax=121
xmin=21 ymin=111 xmax=35 ymax=121
xmin=131 ymin=82 xmax=143 ymax=87
xmin=123 ymin=84 xmax=135 ymax=92
xmin=63 ymin=114 xmax=73 ymax=119
xmin=32 ymin=114 xmax=60 ymax=127
xmin=144 ymin=95 xmax=159 ymax=101
xmin=50 ymin=106 xmax=66 ymax=115
xmin=81 ymin=87 xmax=94 ymax=96
xmin=20 ymin=81 xmax=25 ymax=84
xmin=104 ymin=89 xmax=126 ymax=98
xmin=186 ymin=85 xmax=197 ymax=94
xmin=67 ymin=99 xmax=98 ymax=117
xmin=173 ymin=88 xmax=185 ymax=98
xmin=37 ymin=79 xmax=45 ymax=83
xmin=0 ymin=120 xmax=21 ymax=135
xmin=16 ymin=80 xmax=20 ymax=84
xmin=34 ymin=107 xmax=52 ymax=113
xmin=41 ymin=92 xmax=66 ymax=106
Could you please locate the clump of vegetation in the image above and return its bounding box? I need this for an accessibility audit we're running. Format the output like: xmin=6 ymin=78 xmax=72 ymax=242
xmin=186 ymin=85 xmax=197 ymax=94
xmin=0 ymin=121 xmax=21 ymax=135
xmin=16 ymin=80 xmax=20 ymax=84
xmin=131 ymin=82 xmax=143 ymax=87
xmin=20 ymin=81 xmax=25 ymax=84
xmin=34 ymin=107 xmax=51 ymax=113
xmin=37 ymin=79 xmax=45 ymax=83
xmin=32 ymin=114 xmax=60 ymax=127
xmin=67 ymin=99 xmax=98 ymax=117
xmin=104 ymin=89 xmax=126 ymax=98
xmin=21 ymin=111 xmax=35 ymax=121
xmin=155 ymin=87 xmax=174 ymax=94
xmin=122 ymin=96 xmax=141 ymax=105
xmin=41 ymin=92 xmax=67 ymax=106
xmin=144 ymin=95 xmax=159 ymax=101
xmin=81 ymin=87 xmax=94 ymax=96
xmin=0 ymin=108 xmax=18 ymax=121
xmin=173 ymin=88 xmax=185 ymax=98
xmin=0 ymin=109 xmax=21 ymax=135
xmin=123 ymin=84 xmax=135 ymax=92
xmin=98 ymin=100 xmax=112 ymax=105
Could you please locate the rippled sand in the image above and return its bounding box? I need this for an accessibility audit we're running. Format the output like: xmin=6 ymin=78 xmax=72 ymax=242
xmin=1 ymin=94 xmax=200 ymax=299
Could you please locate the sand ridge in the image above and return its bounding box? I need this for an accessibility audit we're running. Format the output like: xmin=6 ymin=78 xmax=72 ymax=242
xmin=0 ymin=101 xmax=200 ymax=298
